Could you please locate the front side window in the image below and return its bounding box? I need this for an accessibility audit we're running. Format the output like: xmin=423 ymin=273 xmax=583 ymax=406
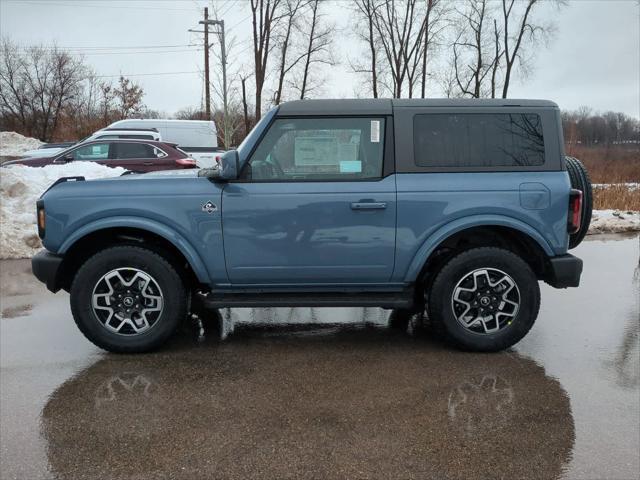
xmin=414 ymin=113 xmax=545 ymax=168
xmin=246 ymin=117 xmax=385 ymax=181
xmin=70 ymin=143 xmax=110 ymax=161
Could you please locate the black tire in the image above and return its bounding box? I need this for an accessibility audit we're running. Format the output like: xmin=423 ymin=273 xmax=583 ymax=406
xmin=565 ymin=156 xmax=593 ymax=249
xmin=428 ymin=247 xmax=540 ymax=352
xmin=70 ymin=246 xmax=187 ymax=353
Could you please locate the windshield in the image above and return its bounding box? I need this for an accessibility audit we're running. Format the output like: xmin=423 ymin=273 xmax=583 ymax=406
xmin=237 ymin=107 xmax=278 ymax=161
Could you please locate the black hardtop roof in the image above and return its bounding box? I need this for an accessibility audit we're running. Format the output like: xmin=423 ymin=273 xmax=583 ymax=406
xmin=276 ymin=98 xmax=558 ymax=116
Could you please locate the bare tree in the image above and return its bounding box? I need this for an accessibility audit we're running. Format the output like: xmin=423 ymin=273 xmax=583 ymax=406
xmin=240 ymin=73 xmax=251 ymax=135
xmin=352 ymin=0 xmax=442 ymax=98
xmin=0 ymin=39 xmax=86 ymax=141
xmin=294 ymin=0 xmax=335 ymax=99
xmin=419 ymin=0 xmax=448 ymax=98
xmin=489 ymin=19 xmax=502 ymax=98
xmin=353 ymin=0 xmax=379 ymax=98
xmin=372 ymin=0 xmax=421 ymax=97
xmin=273 ymin=0 xmax=306 ymax=105
xmin=500 ymin=0 xmax=555 ymax=98
xmin=250 ymin=0 xmax=283 ymax=120
xmin=451 ymin=0 xmax=498 ymax=98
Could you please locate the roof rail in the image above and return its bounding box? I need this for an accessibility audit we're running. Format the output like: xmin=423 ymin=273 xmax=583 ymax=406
xmin=102 ymin=127 xmax=159 ymax=132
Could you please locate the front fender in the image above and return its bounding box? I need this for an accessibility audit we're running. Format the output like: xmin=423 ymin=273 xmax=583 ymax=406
xmin=58 ymin=216 xmax=211 ymax=284
xmin=403 ymin=214 xmax=555 ymax=282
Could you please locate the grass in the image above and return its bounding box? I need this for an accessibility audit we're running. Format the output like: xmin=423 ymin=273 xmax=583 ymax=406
xmin=566 ymin=145 xmax=639 ymax=211
xmin=593 ymin=185 xmax=640 ymax=211
xmin=565 ymin=144 xmax=640 ymax=184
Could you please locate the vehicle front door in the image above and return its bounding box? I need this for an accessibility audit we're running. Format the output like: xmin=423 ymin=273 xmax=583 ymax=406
xmin=63 ymin=142 xmax=112 ymax=165
xmin=221 ymin=116 xmax=396 ymax=285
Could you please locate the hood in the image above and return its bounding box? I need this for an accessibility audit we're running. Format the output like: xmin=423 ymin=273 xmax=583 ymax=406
xmin=2 ymin=156 xmax=53 ymax=166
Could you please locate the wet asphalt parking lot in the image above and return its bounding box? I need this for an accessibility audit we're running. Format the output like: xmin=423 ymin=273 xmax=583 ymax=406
xmin=1 ymin=234 xmax=638 ymax=480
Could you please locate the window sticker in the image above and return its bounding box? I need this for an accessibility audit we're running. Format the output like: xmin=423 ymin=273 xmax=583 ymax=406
xmin=339 ymin=160 xmax=362 ymax=173
xmin=370 ymin=120 xmax=380 ymax=143
xmin=294 ymin=136 xmax=338 ymax=166
xmin=337 ymin=142 xmax=358 ymax=162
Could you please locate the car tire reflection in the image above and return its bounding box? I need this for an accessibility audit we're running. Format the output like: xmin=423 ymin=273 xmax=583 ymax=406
xmin=41 ymin=315 xmax=575 ymax=480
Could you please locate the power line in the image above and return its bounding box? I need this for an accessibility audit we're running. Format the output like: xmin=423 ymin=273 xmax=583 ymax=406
xmin=227 ymin=13 xmax=252 ymax=32
xmin=16 ymin=1 xmax=201 ymax=12
xmin=13 ymin=49 xmax=202 ymax=56
xmin=94 ymin=70 xmax=202 ymax=78
xmin=16 ymin=44 xmax=199 ymax=51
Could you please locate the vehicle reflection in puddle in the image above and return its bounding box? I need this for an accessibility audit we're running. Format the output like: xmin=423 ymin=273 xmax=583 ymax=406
xmin=41 ymin=321 xmax=575 ymax=480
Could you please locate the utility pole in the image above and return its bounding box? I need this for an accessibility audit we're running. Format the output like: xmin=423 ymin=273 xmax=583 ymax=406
xmin=201 ymin=7 xmax=211 ymax=119
xmin=191 ymin=11 xmax=229 ymax=146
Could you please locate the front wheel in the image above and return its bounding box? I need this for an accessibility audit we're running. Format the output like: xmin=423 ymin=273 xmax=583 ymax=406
xmin=428 ymin=247 xmax=540 ymax=352
xmin=70 ymin=246 xmax=187 ymax=353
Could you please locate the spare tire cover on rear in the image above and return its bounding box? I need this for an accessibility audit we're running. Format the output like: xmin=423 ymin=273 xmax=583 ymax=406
xmin=565 ymin=156 xmax=593 ymax=249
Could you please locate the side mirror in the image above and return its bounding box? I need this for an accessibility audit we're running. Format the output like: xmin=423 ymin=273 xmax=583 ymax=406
xmin=54 ymin=154 xmax=73 ymax=164
xmin=218 ymin=150 xmax=240 ymax=180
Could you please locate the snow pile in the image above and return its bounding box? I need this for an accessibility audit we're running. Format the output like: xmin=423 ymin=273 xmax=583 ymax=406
xmin=588 ymin=210 xmax=640 ymax=235
xmin=1 ymin=163 xmax=125 ymax=259
xmin=0 ymin=132 xmax=43 ymax=158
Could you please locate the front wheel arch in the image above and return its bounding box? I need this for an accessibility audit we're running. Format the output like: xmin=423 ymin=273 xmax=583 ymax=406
xmin=57 ymin=226 xmax=205 ymax=293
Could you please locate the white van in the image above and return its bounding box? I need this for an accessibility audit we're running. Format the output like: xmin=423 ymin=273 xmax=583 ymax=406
xmin=106 ymin=119 xmax=220 ymax=168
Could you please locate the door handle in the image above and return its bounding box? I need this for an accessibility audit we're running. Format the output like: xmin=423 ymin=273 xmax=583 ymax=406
xmin=350 ymin=202 xmax=387 ymax=210
xmin=143 ymin=161 xmax=153 ymax=166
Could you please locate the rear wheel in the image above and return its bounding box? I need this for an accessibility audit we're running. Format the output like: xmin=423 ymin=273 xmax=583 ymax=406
xmin=565 ymin=156 xmax=593 ymax=249
xmin=70 ymin=246 xmax=187 ymax=353
xmin=428 ymin=247 xmax=540 ymax=352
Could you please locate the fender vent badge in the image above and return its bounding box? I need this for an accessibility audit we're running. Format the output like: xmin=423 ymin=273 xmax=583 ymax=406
xmin=202 ymin=201 xmax=218 ymax=214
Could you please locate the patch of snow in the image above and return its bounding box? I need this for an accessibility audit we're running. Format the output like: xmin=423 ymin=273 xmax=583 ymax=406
xmin=0 ymin=132 xmax=44 ymax=157
xmin=588 ymin=209 xmax=640 ymax=235
xmin=0 ymin=163 xmax=126 ymax=259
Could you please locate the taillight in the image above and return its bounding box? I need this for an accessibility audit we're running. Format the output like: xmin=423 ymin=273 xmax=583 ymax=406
xmin=215 ymin=155 xmax=221 ymax=165
xmin=175 ymin=157 xmax=197 ymax=168
xmin=36 ymin=199 xmax=45 ymax=238
xmin=568 ymin=189 xmax=582 ymax=234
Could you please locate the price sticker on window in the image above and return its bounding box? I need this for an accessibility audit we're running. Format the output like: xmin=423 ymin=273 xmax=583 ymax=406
xmin=370 ymin=120 xmax=380 ymax=143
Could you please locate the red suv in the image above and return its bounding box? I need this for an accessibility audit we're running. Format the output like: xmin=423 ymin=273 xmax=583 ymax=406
xmin=3 ymin=139 xmax=197 ymax=172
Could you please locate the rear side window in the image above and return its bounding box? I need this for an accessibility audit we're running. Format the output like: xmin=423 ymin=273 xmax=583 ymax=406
xmin=247 ymin=117 xmax=385 ymax=181
xmin=414 ymin=113 xmax=545 ymax=168
xmin=114 ymin=142 xmax=156 ymax=159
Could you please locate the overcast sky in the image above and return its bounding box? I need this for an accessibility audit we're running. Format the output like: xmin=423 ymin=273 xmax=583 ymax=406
xmin=1 ymin=0 xmax=638 ymax=118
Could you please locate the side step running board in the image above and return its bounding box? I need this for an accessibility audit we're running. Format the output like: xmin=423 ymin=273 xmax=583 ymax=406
xmin=200 ymin=291 xmax=415 ymax=309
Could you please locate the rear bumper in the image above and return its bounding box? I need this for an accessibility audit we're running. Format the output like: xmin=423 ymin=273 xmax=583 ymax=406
xmin=31 ymin=250 xmax=63 ymax=293
xmin=545 ymin=254 xmax=583 ymax=288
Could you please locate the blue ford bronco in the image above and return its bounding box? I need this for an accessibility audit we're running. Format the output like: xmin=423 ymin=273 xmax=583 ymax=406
xmin=32 ymin=99 xmax=591 ymax=353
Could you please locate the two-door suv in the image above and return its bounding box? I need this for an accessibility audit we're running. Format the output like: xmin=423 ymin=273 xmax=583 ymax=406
xmin=31 ymin=99 xmax=591 ymax=353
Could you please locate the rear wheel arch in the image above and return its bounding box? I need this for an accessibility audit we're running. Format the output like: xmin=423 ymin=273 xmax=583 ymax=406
xmin=414 ymin=225 xmax=551 ymax=296
xmin=57 ymin=226 xmax=206 ymax=292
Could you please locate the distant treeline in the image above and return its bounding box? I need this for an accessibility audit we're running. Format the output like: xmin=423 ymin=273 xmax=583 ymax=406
xmin=562 ymin=108 xmax=639 ymax=147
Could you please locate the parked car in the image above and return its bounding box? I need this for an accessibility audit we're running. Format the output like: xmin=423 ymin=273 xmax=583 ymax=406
xmin=31 ymin=98 xmax=592 ymax=354
xmin=5 ymin=139 xmax=196 ymax=172
xmin=19 ymin=129 xmax=162 ymax=158
xmin=106 ymin=119 xmax=220 ymax=168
